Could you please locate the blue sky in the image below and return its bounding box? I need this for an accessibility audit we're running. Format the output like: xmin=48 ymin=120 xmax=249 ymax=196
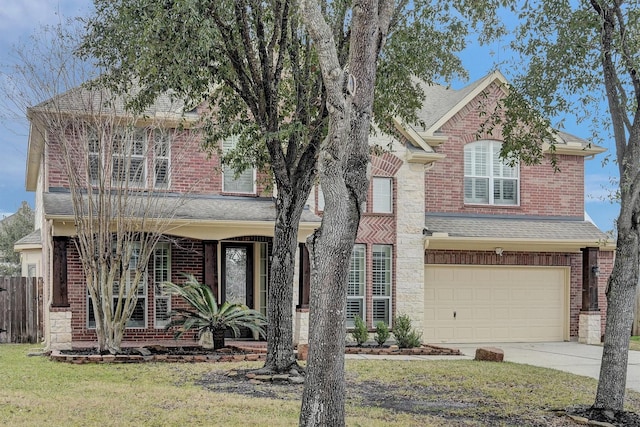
xmin=0 ymin=1 xmax=620 ymax=233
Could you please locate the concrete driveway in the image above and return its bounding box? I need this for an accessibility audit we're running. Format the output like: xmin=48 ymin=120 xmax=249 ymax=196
xmin=452 ymin=341 xmax=640 ymax=392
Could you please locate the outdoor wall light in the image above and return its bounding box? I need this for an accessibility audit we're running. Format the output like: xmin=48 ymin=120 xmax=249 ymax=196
xmin=495 ymin=247 xmax=504 ymax=256
xmin=591 ymin=265 xmax=600 ymax=277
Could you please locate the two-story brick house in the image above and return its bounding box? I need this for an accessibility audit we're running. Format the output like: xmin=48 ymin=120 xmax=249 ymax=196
xmin=22 ymin=71 xmax=613 ymax=351
xmin=325 ymin=71 xmax=613 ymax=345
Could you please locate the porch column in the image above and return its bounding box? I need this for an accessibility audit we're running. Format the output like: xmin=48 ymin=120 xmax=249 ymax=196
xmin=52 ymin=237 xmax=69 ymax=307
xmin=295 ymin=243 xmax=310 ymax=346
xmin=50 ymin=236 xmax=71 ymax=350
xmin=579 ymin=247 xmax=601 ymax=344
xmin=203 ymin=241 xmax=219 ymax=300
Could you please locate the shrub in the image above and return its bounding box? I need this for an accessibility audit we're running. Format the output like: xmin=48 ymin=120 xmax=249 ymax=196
xmin=393 ymin=314 xmax=422 ymax=348
xmin=351 ymin=315 xmax=369 ymax=346
xmin=374 ymin=321 xmax=390 ymax=346
xmin=162 ymin=274 xmax=267 ymax=350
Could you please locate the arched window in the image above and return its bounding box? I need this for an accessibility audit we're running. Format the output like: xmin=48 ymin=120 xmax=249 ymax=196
xmin=464 ymin=141 xmax=519 ymax=205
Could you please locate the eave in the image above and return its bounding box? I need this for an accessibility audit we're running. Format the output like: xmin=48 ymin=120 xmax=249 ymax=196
xmin=47 ymin=215 xmax=320 ymax=243
xmin=423 ymin=235 xmax=616 ymax=253
xmin=542 ymin=141 xmax=607 ymax=157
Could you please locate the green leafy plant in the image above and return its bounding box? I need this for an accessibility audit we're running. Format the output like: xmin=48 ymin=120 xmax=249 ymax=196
xmin=351 ymin=315 xmax=369 ymax=346
xmin=374 ymin=321 xmax=390 ymax=346
xmin=393 ymin=314 xmax=422 ymax=348
xmin=162 ymin=274 xmax=267 ymax=350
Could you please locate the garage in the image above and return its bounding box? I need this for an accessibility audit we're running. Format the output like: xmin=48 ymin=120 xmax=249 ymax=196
xmin=424 ymin=265 xmax=569 ymax=343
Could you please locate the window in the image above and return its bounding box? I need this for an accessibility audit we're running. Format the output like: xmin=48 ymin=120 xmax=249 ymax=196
xmin=372 ymin=177 xmax=392 ymax=213
xmin=88 ymin=243 xmax=147 ymax=329
xmin=153 ymin=243 xmax=171 ymax=328
xmin=154 ymin=130 xmax=171 ymax=188
xmin=222 ymin=136 xmax=255 ymax=193
xmin=27 ymin=264 xmax=37 ymax=278
xmin=112 ymin=128 xmax=146 ymax=186
xmin=464 ymin=140 xmax=518 ymax=205
xmin=372 ymin=245 xmax=392 ymax=326
xmin=86 ymin=126 xmax=172 ymax=189
xmin=347 ymin=244 xmax=366 ymax=327
xmin=88 ymin=128 xmax=100 ymax=184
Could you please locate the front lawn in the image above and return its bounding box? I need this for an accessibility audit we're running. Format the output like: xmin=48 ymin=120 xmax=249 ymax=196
xmin=2 ymin=344 xmax=640 ymax=426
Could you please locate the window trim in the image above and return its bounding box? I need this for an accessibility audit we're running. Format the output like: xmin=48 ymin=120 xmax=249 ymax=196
xmin=153 ymin=242 xmax=172 ymax=329
xmin=464 ymin=140 xmax=519 ymax=206
xmin=111 ymin=128 xmax=147 ymax=187
xmin=372 ymin=244 xmax=392 ymax=327
xmin=347 ymin=244 xmax=366 ymax=328
xmin=222 ymin=136 xmax=256 ymax=194
xmin=153 ymin=129 xmax=171 ymax=189
xmin=372 ymin=177 xmax=393 ymax=214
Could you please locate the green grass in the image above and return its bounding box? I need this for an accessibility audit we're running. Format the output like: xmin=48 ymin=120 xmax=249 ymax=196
xmin=630 ymin=336 xmax=640 ymax=352
xmin=2 ymin=344 xmax=640 ymax=426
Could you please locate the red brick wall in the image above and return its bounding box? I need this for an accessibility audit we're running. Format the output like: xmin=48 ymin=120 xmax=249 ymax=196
xmin=46 ymin=128 xmax=271 ymax=197
xmin=68 ymin=238 xmax=204 ymax=342
xmin=351 ymin=152 xmax=402 ymax=327
xmin=425 ymin=250 xmax=589 ymax=338
xmin=425 ymin=82 xmax=585 ymax=218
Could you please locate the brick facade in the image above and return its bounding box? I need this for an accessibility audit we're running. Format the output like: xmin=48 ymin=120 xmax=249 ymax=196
xmin=426 ymin=82 xmax=584 ymax=218
xmin=36 ymin=74 xmax=612 ymax=347
xmin=46 ymin=128 xmax=271 ymax=197
xmin=68 ymin=238 xmax=203 ymax=342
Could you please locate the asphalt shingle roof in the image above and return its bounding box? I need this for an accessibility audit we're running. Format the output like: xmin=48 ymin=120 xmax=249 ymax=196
xmin=424 ymin=213 xmax=609 ymax=242
xmin=14 ymin=229 xmax=41 ymax=246
xmin=43 ymin=192 xmax=321 ymax=224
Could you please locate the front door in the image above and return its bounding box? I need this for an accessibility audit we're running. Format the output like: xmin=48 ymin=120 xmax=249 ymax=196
xmin=221 ymin=242 xmax=254 ymax=308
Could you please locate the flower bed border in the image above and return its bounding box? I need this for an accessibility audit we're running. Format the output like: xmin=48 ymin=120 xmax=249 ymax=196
xmin=50 ymin=343 xmax=460 ymax=364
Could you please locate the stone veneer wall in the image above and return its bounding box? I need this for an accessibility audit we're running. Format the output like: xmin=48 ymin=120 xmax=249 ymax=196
xmin=392 ymin=151 xmax=427 ymax=332
xmin=49 ymin=309 xmax=72 ymax=350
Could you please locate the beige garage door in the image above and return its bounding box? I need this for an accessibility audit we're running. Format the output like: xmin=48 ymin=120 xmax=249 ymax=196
xmin=424 ymin=265 xmax=568 ymax=343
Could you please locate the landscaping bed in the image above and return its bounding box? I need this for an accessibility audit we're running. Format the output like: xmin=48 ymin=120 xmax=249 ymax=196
xmin=52 ymin=345 xmax=267 ymax=364
xmin=51 ymin=342 xmax=460 ymax=363
xmin=344 ymin=343 xmax=461 ymax=356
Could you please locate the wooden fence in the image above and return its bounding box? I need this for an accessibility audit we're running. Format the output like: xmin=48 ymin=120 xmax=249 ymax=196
xmin=0 ymin=277 xmax=43 ymax=344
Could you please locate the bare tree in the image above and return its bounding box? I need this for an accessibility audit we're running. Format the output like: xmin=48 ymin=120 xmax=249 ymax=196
xmin=4 ymin=23 xmax=201 ymax=354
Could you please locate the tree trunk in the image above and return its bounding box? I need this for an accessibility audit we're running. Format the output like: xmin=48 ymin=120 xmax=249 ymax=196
xmin=263 ymin=189 xmax=308 ymax=373
xmin=594 ymin=227 xmax=640 ymax=411
xmin=299 ymin=1 xmax=386 ymax=424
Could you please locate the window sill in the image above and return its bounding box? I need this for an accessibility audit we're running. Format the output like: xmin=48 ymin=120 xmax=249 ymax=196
xmin=463 ymin=203 xmax=521 ymax=209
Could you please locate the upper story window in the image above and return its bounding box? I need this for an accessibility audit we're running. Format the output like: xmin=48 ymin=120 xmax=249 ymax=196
xmin=222 ymin=136 xmax=255 ymax=194
xmin=86 ymin=125 xmax=172 ymax=189
xmin=372 ymin=177 xmax=393 ymax=213
xmin=153 ymin=130 xmax=171 ymax=188
xmin=112 ymin=128 xmax=146 ymax=186
xmin=464 ymin=140 xmax=519 ymax=205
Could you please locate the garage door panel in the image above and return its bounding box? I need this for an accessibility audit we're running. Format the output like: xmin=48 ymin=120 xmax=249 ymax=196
xmin=424 ymin=265 xmax=567 ymax=343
